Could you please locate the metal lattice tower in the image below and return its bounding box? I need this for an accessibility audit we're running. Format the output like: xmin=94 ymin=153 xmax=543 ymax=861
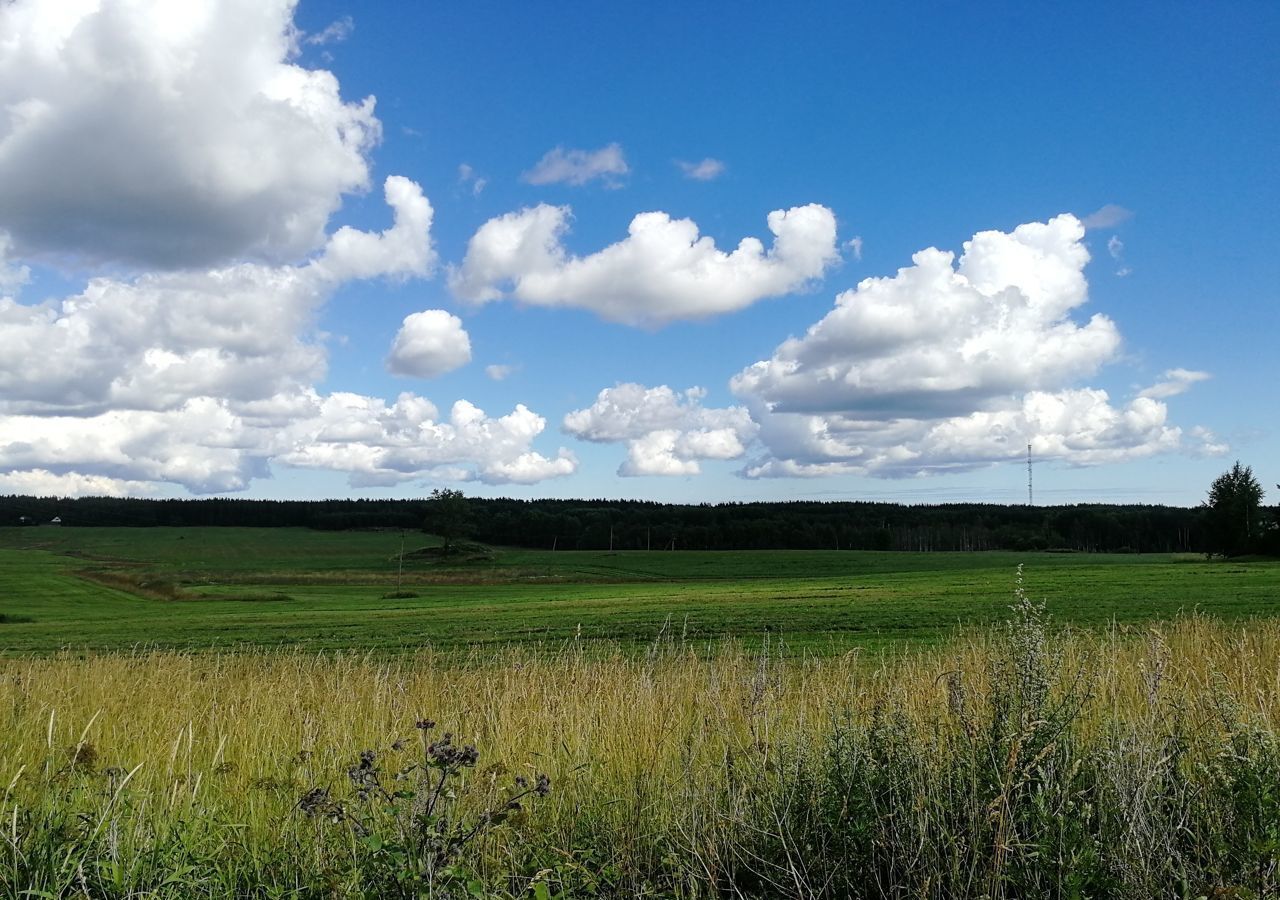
xmin=1026 ymin=443 xmax=1034 ymax=506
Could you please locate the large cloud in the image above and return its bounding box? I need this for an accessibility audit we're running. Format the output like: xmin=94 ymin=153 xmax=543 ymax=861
xmin=0 ymin=176 xmax=576 ymax=493
xmin=730 ymin=214 xmax=1215 ymax=477
xmin=0 ymin=177 xmax=426 ymax=416
xmin=0 ymin=0 xmax=379 ymax=268
xmin=734 ymin=215 xmax=1117 ymax=418
xmin=450 ymin=203 xmax=839 ymax=326
xmin=563 ymin=383 xmax=756 ymax=476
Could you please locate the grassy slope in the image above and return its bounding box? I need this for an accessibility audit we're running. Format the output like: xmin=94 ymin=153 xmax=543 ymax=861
xmin=1 ymin=526 xmax=1277 ymax=654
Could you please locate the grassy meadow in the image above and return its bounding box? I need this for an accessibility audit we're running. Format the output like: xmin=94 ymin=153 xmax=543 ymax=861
xmin=1 ymin=526 xmax=1278 ymax=653
xmin=2 ymin=527 xmax=1280 ymax=897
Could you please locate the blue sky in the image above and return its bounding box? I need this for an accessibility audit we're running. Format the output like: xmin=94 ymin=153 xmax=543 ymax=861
xmin=0 ymin=0 xmax=1275 ymax=505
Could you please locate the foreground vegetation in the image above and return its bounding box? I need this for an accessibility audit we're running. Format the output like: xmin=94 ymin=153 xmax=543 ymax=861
xmin=2 ymin=591 xmax=1279 ymax=897
xmin=2 ymin=526 xmax=1280 ymax=653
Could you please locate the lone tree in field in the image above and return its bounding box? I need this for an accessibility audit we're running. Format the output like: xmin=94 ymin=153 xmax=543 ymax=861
xmin=423 ymin=488 xmax=472 ymax=555
xmin=1203 ymin=461 xmax=1264 ymax=557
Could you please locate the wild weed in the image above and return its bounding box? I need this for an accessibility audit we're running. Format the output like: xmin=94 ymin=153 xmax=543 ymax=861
xmin=299 ymin=720 xmax=550 ymax=898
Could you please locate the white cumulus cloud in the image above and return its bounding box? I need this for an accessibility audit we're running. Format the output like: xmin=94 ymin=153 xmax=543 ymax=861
xmin=386 ymin=310 xmax=472 ymax=379
xmin=563 ymin=383 xmax=756 ymax=476
xmin=733 ymin=215 xmax=1117 ymax=419
xmin=522 ymin=143 xmax=628 ymax=187
xmin=0 ymin=172 xmax=577 ymax=492
xmin=0 ymin=469 xmax=159 ymax=498
xmin=315 ymin=176 xmax=436 ymax=281
xmin=0 ymin=177 xmax=431 ymax=416
xmin=282 ymin=395 xmax=577 ymax=487
xmin=0 ymin=0 xmax=379 ymax=268
xmin=0 ymin=392 xmax=579 ymax=493
xmin=450 ymin=203 xmax=839 ymax=326
xmin=732 ymin=214 xmax=1209 ymax=478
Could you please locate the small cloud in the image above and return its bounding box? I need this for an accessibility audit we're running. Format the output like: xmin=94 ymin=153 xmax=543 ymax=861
xmin=1189 ymin=425 xmax=1230 ymax=458
xmin=402 ymin=125 xmax=422 ymax=138
xmin=522 ymin=143 xmax=628 ymax=188
xmin=485 ymin=363 xmax=517 ymax=381
xmin=457 ymin=163 xmax=486 ymax=196
xmin=305 ymin=15 xmax=354 ymax=46
xmin=1139 ymin=368 xmax=1210 ymax=400
xmin=1106 ymin=234 xmax=1132 ymax=276
xmin=1082 ymin=203 xmax=1133 ymax=230
xmin=844 ymin=236 xmax=863 ymax=261
xmin=676 ymin=157 xmax=726 ymax=181
xmin=0 ymin=232 xmax=30 ymax=292
xmin=386 ymin=310 xmax=472 ymax=378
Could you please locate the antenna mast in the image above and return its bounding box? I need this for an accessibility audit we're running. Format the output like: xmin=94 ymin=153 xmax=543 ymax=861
xmin=1026 ymin=443 xmax=1034 ymax=506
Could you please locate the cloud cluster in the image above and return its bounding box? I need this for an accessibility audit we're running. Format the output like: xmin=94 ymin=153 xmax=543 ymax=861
xmin=0 ymin=175 xmax=574 ymax=493
xmin=564 ymin=384 xmax=756 ymax=476
xmin=450 ymin=203 xmax=839 ymax=326
xmin=0 ymin=392 xmax=577 ymax=494
xmin=0 ymin=177 xmax=426 ymax=417
xmin=522 ymin=143 xmax=629 ymax=188
xmin=0 ymin=3 xmax=585 ymax=496
xmin=0 ymin=1 xmax=1216 ymax=497
xmin=734 ymin=216 xmax=1115 ymax=418
xmin=0 ymin=0 xmax=379 ymax=269
xmin=283 ymin=393 xmax=577 ymax=486
xmin=729 ymin=215 xmax=1214 ymax=477
xmin=0 ymin=469 xmax=159 ymax=499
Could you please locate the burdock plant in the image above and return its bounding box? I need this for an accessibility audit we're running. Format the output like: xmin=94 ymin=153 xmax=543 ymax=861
xmin=300 ymin=719 xmax=550 ymax=898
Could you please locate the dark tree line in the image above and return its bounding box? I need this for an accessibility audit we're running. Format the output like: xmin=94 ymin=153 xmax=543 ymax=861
xmin=4 ymin=493 xmax=1275 ymax=555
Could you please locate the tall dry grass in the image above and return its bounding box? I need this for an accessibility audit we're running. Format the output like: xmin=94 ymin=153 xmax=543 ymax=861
xmin=2 ymin=607 xmax=1279 ymax=897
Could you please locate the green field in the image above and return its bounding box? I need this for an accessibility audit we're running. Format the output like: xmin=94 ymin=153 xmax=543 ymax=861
xmin=1 ymin=525 xmax=1277 ymax=654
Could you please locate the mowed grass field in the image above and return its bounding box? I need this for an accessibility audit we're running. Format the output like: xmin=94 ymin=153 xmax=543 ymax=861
xmin=1 ymin=525 xmax=1278 ymax=654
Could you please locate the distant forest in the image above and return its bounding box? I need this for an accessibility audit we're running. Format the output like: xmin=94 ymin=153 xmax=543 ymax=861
xmin=5 ymin=494 xmax=1277 ymax=555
